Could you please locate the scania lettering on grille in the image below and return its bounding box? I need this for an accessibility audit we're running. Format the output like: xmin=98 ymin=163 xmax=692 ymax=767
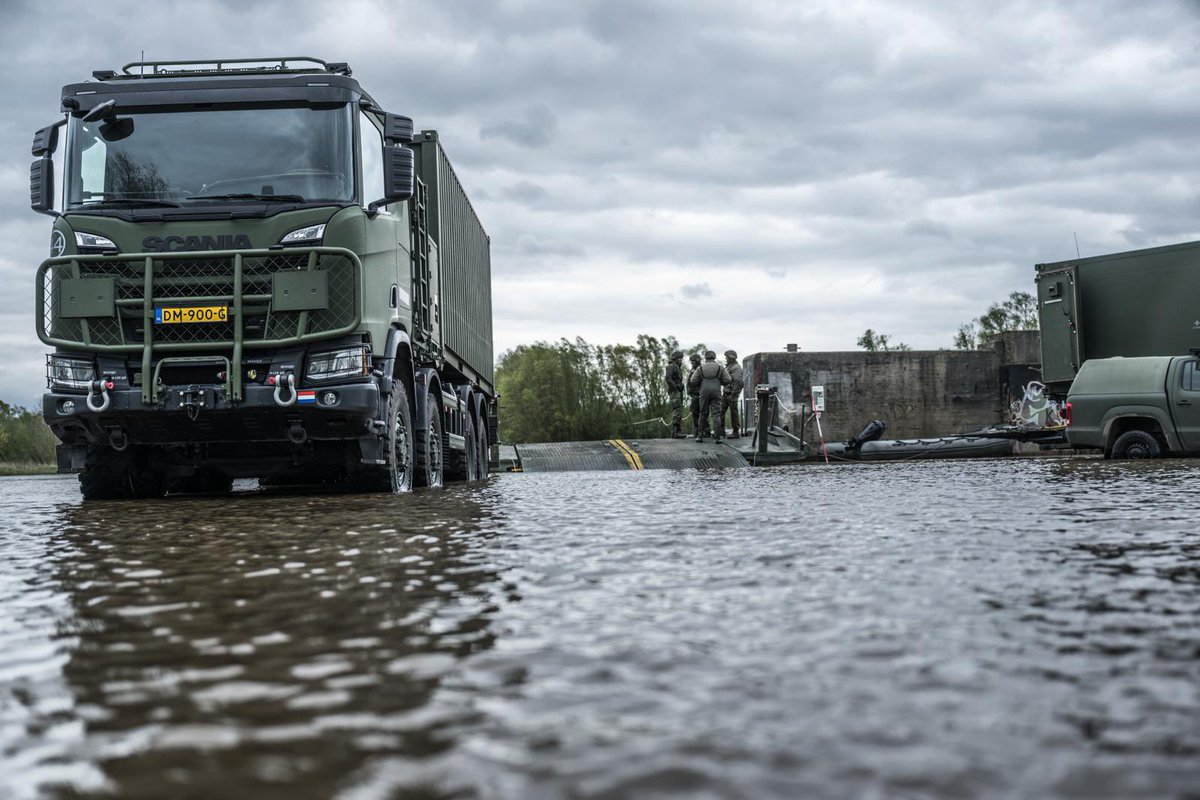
xmin=142 ymin=235 xmax=253 ymax=252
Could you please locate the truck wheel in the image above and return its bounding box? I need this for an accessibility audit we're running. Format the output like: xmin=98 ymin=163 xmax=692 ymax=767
xmin=415 ymin=388 xmax=444 ymax=488
xmin=464 ymin=413 xmax=480 ymax=481
xmin=475 ymin=415 xmax=489 ymax=479
xmin=387 ymin=380 xmax=415 ymax=492
xmin=445 ymin=410 xmax=477 ymax=481
xmin=79 ymin=447 xmax=166 ymax=501
xmin=1111 ymin=430 xmax=1162 ymax=459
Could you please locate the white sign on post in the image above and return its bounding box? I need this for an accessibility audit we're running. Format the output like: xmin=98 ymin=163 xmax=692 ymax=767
xmin=811 ymin=385 xmax=825 ymax=413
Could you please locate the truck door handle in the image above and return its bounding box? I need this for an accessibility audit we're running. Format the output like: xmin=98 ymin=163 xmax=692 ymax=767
xmin=1178 ymin=399 xmax=1192 ymax=406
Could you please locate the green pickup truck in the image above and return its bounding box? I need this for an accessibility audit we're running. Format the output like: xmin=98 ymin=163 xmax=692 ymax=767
xmin=1066 ymin=355 xmax=1200 ymax=458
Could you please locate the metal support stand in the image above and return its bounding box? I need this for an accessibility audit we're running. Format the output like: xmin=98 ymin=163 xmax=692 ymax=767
xmin=752 ymin=384 xmax=775 ymax=457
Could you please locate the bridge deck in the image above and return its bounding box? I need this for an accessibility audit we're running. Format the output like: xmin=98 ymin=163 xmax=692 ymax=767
xmin=514 ymin=438 xmax=749 ymax=473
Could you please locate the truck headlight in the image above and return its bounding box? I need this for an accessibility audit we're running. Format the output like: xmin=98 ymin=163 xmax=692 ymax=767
xmin=306 ymin=345 xmax=369 ymax=381
xmin=279 ymin=223 xmax=326 ymax=246
xmin=75 ymin=231 xmax=119 ymax=254
xmin=49 ymin=355 xmax=95 ymax=390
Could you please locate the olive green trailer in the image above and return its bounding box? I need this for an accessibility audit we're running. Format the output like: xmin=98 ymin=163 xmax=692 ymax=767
xmin=1035 ymin=239 xmax=1200 ymax=395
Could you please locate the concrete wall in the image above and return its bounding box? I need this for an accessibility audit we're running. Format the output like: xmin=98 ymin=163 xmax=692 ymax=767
xmin=744 ymin=331 xmax=1040 ymax=441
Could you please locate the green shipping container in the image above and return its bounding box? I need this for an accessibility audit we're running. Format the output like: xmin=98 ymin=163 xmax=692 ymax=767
xmin=411 ymin=131 xmax=495 ymax=393
xmin=1036 ymin=239 xmax=1200 ymax=394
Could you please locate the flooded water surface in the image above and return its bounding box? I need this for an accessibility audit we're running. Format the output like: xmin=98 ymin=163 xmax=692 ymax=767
xmin=1 ymin=458 xmax=1198 ymax=799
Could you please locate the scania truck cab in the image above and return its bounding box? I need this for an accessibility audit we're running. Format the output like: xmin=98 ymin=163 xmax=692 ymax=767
xmin=32 ymin=57 xmax=496 ymax=499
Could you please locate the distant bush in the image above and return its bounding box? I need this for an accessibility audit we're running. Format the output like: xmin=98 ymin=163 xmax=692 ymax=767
xmin=0 ymin=401 xmax=57 ymax=464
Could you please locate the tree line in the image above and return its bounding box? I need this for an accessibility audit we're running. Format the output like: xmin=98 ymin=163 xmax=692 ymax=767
xmin=496 ymin=334 xmax=702 ymax=444
xmin=0 ymin=401 xmax=57 ymax=465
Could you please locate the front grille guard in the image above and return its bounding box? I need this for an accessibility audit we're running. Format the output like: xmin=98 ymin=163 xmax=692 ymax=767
xmin=36 ymin=247 xmax=363 ymax=404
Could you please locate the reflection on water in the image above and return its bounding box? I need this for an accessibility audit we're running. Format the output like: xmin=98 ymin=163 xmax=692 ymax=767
xmin=1 ymin=458 xmax=1199 ymax=799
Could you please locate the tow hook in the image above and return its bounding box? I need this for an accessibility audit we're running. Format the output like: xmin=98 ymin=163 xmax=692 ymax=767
xmin=287 ymin=421 xmax=307 ymax=445
xmin=108 ymin=428 xmax=129 ymax=452
xmin=86 ymin=379 xmax=113 ymax=413
xmin=271 ymin=372 xmax=297 ymax=407
xmin=177 ymin=386 xmax=208 ymax=421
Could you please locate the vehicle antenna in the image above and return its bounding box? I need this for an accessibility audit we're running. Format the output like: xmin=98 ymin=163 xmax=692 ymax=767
xmin=140 ymin=50 xmax=144 ymax=77
xmin=1073 ymin=232 xmax=1080 ymax=259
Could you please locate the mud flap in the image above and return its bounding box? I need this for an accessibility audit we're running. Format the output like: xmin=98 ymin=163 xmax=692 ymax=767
xmin=56 ymin=443 xmax=87 ymax=473
xmin=358 ymin=434 xmax=385 ymax=466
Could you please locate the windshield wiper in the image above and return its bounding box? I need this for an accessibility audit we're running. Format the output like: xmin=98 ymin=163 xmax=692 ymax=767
xmin=186 ymin=193 xmax=306 ymax=202
xmin=80 ymin=198 xmax=183 ymax=208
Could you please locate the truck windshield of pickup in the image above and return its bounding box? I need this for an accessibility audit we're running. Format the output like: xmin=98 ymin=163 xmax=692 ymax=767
xmin=65 ymin=105 xmax=354 ymax=209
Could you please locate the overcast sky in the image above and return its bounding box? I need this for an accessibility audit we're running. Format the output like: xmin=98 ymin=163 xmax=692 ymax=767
xmin=2 ymin=0 xmax=1199 ymax=406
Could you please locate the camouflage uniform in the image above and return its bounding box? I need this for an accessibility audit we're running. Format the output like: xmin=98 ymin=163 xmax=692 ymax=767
xmin=689 ymin=350 xmax=731 ymax=442
xmin=686 ymin=353 xmax=705 ymax=436
xmin=723 ymin=350 xmax=745 ymax=438
xmin=665 ymin=350 xmax=685 ymax=438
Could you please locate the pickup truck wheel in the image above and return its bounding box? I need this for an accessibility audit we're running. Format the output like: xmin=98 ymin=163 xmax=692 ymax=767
xmin=1111 ymin=430 xmax=1162 ymax=459
xmin=415 ymin=389 xmax=444 ymax=488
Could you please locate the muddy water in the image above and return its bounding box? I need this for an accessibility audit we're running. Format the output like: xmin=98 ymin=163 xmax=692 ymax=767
xmin=1 ymin=459 xmax=1198 ymax=799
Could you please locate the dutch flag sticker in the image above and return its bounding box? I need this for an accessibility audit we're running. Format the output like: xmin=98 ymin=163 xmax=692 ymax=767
xmin=297 ymin=390 xmax=317 ymax=404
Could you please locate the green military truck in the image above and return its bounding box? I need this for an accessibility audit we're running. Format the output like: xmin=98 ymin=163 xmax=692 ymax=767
xmin=31 ymin=57 xmax=495 ymax=498
xmin=1035 ymin=240 xmax=1200 ymax=396
xmin=1065 ymin=355 xmax=1200 ymax=458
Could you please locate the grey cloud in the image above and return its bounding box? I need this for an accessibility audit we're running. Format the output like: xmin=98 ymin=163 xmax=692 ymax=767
xmin=904 ymin=218 xmax=953 ymax=240
xmin=479 ymin=106 xmax=557 ymax=148
xmin=514 ymin=233 xmax=583 ymax=257
xmin=4 ymin=0 xmax=1200 ymax=404
xmin=680 ymin=282 xmax=712 ymax=299
xmin=502 ymin=181 xmax=549 ymax=204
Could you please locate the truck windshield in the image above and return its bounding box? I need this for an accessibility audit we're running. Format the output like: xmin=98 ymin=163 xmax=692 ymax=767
xmin=65 ymin=105 xmax=355 ymax=208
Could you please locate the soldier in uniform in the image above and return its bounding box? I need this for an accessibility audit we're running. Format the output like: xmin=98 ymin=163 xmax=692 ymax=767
xmin=664 ymin=350 xmax=685 ymax=438
xmin=686 ymin=352 xmax=705 ymax=437
xmin=723 ymin=350 xmax=745 ymax=438
xmin=689 ymin=350 xmax=731 ymax=442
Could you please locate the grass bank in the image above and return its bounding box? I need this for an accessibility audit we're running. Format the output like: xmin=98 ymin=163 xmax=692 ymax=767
xmin=0 ymin=462 xmax=58 ymax=476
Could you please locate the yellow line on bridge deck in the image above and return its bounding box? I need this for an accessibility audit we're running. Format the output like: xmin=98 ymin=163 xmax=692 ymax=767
xmin=608 ymin=439 xmax=644 ymax=470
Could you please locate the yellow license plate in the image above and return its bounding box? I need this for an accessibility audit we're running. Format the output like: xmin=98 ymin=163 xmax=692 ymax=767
xmin=155 ymin=306 xmax=228 ymax=324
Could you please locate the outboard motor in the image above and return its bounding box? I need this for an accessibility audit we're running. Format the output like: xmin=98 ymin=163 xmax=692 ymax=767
xmin=846 ymin=419 xmax=886 ymax=452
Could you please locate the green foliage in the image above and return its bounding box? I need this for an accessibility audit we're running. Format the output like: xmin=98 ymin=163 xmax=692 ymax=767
xmin=0 ymin=401 xmax=57 ymax=464
xmin=496 ymin=334 xmax=683 ymax=443
xmin=857 ymin=329 xmax=911 ymax=352
xmin=953 ymin=291 xmax=1038 ymax=349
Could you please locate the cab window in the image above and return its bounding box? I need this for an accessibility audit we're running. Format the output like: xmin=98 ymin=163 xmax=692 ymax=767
xmin=1182 ymin=361 xmax=1200 ymax=392
xmin=359 ymin=111 xmax=385 ymax=208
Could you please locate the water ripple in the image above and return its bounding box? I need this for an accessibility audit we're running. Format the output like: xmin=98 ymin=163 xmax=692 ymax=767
xmin=0 ymin=459 xmax=1197 ymax=798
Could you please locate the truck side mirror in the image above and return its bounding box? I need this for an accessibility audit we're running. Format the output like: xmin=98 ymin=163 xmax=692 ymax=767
xmin=32 ymin=124 xmax=60 ymax=157
xmin=30 ymin=158 xmax=56 ymax=216
xmin=383 ymin=113 xmax=414 ymax=144
xmin=381 ymin=146 xmax=414 ymax=204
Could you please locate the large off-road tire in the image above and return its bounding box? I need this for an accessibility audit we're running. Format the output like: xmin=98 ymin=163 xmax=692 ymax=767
xmin=79 ymin=447 xmax=166 ymax=501
xmin=386 ymin=380 xmax=415 ymax=493
xmin=415 ymin=387 xmax=444 ymax=489
xmin=1111 ymin=430 xmax=1162 ymax=460
xmin=475 ymin=412 xmax=489 ymax=479
xmin=445 ymin=411 xmax=477 ymax=482
xmin=463 ymin=413 xmax=480 ymax=481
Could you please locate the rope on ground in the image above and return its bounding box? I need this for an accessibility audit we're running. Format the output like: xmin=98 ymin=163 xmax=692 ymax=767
xmin=629 ymin=417 xmax=671 ymax=428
